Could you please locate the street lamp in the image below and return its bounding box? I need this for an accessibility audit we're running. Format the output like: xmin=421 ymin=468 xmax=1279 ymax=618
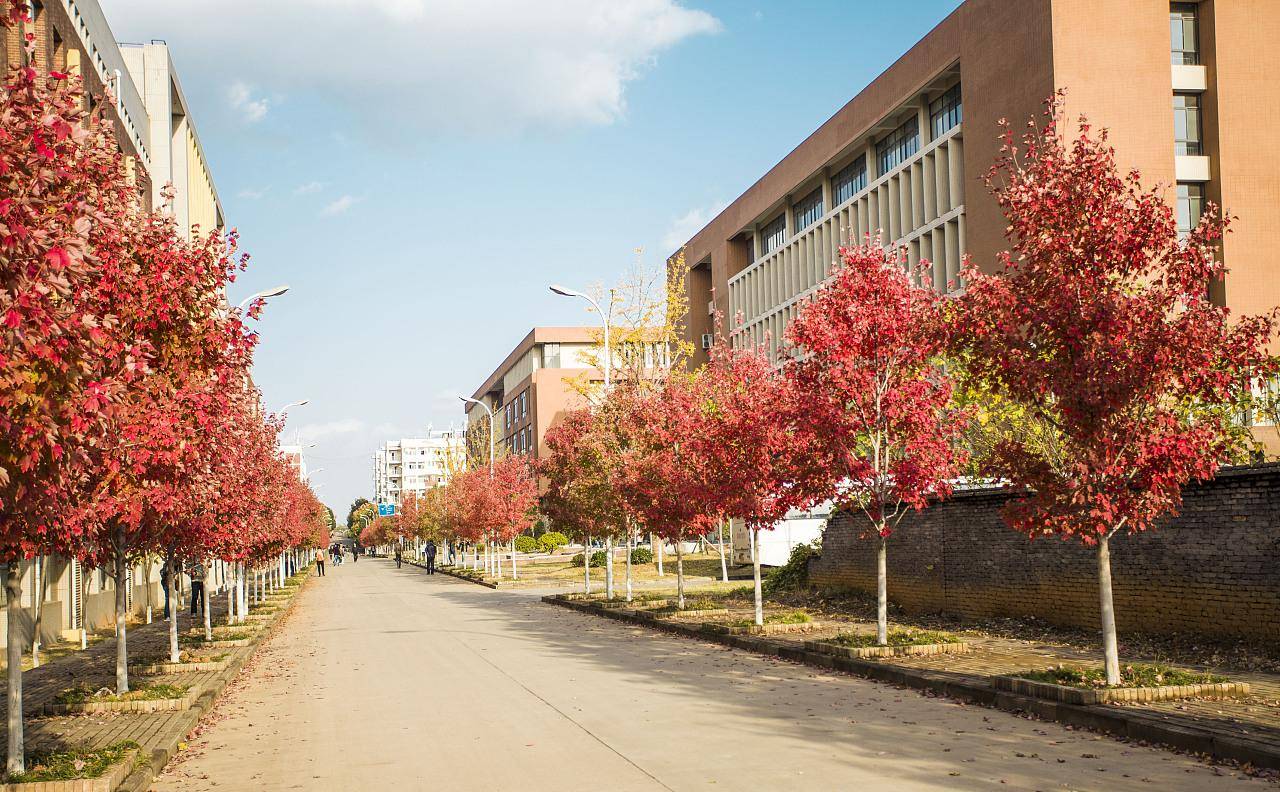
xmin=274 ymin=399 xmax=310 ymax=415
xmin=458 ymin=396 xmax=495 ymax=478
xmin=549 ymin=284 xmax=611 ymax=389
xmin=237 ymin=285 xmax=290 ymax=312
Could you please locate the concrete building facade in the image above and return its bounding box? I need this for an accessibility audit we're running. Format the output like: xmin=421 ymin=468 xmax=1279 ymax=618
xmin=673 ymin=0 xmax=1277 ymax=369
xmin=120 ymin=40 xmax=224 ymax=238
xmin=373 ymin=431 xmax=465 ymax=508
xmin=465 ymin=328 xmax=602 ymax=463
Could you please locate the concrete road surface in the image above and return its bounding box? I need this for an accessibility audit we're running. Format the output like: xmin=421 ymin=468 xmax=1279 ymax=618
xmin=151 ymin=558 xmax=1270 ymax=791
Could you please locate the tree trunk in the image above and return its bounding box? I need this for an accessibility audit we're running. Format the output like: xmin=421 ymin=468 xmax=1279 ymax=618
xmin=752 ymin=527 xmax=764 ymax=627
xmin=113 ymin=545 xmax=129 ymax=695
xmin=203 ymin=566 xmax=212 ymax=641
xmin=6 ymin=563 xmax=26 ymax=775
xmin=583 ymin=535 xmax=591 ymax=595
xmin=605 ymin=535 xmax=614 ymax=600
xmin=237 ymin=563 xmax=246 ymax=624
xmin=510 ymin=540 xmax=518 ymax=581
xmin=876 ymin=534 xmax=888 ymax=646
xmin=654 ymin=533 xmax=664 ymax=576
xmin=30 ymin=555 xmax=44 ymax=668
xmin=227 ymin=567 xmax=236 ymax=626
xmin=624 ymin=523 xmax=633 ymax=603
xmin=167 ymin=555 xmax=179 ymax=664
xmin=675 ymin=539 xmax=685 ymax=610
xmin=718 ymin=517 xmax=729 ymax=583
xmin=1098 ymin=533 xmax=1121 ymax=686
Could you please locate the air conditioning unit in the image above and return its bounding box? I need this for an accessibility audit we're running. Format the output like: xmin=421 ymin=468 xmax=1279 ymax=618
xmin=701 ymin=333 xmax=714 ymax=350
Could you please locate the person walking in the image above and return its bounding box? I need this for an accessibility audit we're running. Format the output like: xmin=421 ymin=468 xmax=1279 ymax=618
xmin=188 ymin=560 xmax=207 ymax=617
xmin=425 ymin=540 xmax=437 ymax=575
xmin=315 ymin=548 xmax=326 ymax=577
xmin=352 ymin=543 xmax=360 ymax=563
xmin=394 ymin=543 xmax=403 ymax=569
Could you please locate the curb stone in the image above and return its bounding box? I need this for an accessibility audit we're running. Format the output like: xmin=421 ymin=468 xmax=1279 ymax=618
xmin=540 ymin=593 xmax=1280 ymax=771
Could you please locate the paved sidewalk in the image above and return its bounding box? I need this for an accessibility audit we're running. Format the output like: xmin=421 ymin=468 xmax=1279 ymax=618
xmin=152 ymin=558 xmax=1272 ymax=791
xmin=0 ymin=577 xmax=305 ymax=784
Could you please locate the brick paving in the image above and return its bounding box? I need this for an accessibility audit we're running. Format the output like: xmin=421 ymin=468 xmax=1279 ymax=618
xmin=0 ymin=579 xmax=306 ymax=772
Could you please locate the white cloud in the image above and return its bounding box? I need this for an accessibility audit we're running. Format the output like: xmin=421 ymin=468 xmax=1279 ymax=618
xmin=226 ymin=80 xmax=271 ymax=123
xmin=662 ymin=201 xmax=726 ymax=252
xmin=237 ymin=186 xmax=269 ymax=200
xmin=320 ymin=194 xmax=358 ymax=216
xmin=103 ymin=0 xmax=720 ymax=134
xmin=293 ymin=181 xmax=325 ymax=196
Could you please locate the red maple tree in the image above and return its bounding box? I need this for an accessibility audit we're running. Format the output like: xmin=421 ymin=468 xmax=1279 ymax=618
xmin=950 ymin=101 xmax=1278 ymax=683
xmin=786 ymin=241 xmax=966 ymax=646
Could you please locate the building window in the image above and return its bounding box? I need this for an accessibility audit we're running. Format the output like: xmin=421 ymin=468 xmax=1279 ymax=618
xmin=792 ymin=189 xmax=823 ymax=233
xmin=505 ymin=403 xmax=513 ymax=429
xmin=1176 ymin=183 xmax=1204 ymax=235
xmin=929 ymin=83 xmax=962 ymax=138
xmin=519 ymin=391 xmax=527 ymax=419
xmin=831 ymin=155 xmax=867 ymax=206
xmin=876 ymin=116 xmax=920 ymax=175
xmin=760 ymin=214 xmax=785 ymax=255
xmin=541 ymin=343 xmax=561 ymax=368
xmin=1170 ymin=2 xmax=1199 ymax=65
xmin=1173 ymin=93 xmax=1202 ymax=155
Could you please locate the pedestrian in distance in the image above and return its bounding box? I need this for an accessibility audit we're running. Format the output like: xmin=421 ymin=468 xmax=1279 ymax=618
xmin=425 ymin=540 xmax=437 ymax=575
xmin=188 ymin=559 xmax=207 ymax=617
xmin=352 ymin=543 xmax=360 ymax=563
xmin=394 ymin=543 xmax=403 ymax=569
xmin=315 ymin=548 xmax=326 ymax=577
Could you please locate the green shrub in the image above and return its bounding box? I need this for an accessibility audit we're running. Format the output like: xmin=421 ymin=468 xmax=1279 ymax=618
xmin=629 ymin=546 xmax=653 ymax=564
xmin=570 ymin=550 xmax=609 ymax=567
xmin=762 ymin=541 xmax=819 ymax=596
xmin=514 ymin=535 xmax=538 ymax=553
xmin=538 ymin=531 xmax=569 ymax=553
xmin=828 ymin=629 xmax=959 ymax=648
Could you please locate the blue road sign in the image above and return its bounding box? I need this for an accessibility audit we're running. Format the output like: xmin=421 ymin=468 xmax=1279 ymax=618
xmin=377 ymin=503 xmax=396 ymax=517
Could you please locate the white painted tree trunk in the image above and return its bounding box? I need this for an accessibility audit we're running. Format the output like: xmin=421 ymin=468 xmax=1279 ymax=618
xmin=605 ymin=535 xmax=614 ymax=599
xmin=203 ymin=566 xmax=212 ymax=641
xmin=675 ymin=539 xmax=686 ymax=610
xmin=30 ymin=555 xmax=44 ymax=668
xmin=1098 ymin=533 xmax=1121 ymax=686
xmin=624 ymin=525 xmax=633 ymax=603
xmin=113 ymin=547 xmax=129 ymax=694
xmin=583 ymin=535 xmax=591 ymax=595
xmin=227 ymin=568 xmax=236 ymax=626
xmin=752 ymin=527 xmax=764 ymax=627
xmin=718 ymin=518 xmax=729 ymax=583
xmin=510 ymin=540 xmax=518 ymax=581
xmin=655 ymin=534 xmax=664 ymax=576
xmin=876 ymin=535 xmax=888 ymax=646
xmin=7 ymin=563 xmax=26 ymax=775
xmin=167 ymin=555 xmax=180 ymax=664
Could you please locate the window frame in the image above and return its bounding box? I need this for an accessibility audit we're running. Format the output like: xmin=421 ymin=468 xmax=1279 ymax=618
xmin=1170 ymin=2 xmax=1199 ymax=65
xmin=760 ymin=213 xmax=786 ymax=256
xmin=876 ymin=116 xmax=920 ymax=175
xmin=929 ymin=83 xmax=963 ymax=139
xmin=831 ymin=155 xmax=868 ymax=207
xmin=1173 ymin=92 xmax=1203 ymax=156
xmin=1176 ymin=182 xmax=1205 ymax=235
xmin=792 ymin=188 xmax=824 ymax=233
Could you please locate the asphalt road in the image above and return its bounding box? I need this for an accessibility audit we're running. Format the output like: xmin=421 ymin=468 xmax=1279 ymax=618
xmin=150 ymin=558 xmax=1270 ymax=791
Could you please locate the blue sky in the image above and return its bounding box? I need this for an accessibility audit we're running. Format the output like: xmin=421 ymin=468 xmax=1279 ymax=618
xmin=102 ymin=0 xmax=963 ymax=516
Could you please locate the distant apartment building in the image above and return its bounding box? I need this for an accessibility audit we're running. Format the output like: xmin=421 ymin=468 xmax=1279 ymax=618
xmin=673 ymin=0 xmax=1277 ymax=370
xmin=372 ymin=430 xmax=465 ymax=508
xmin=465 ymin=328 xmax=603 ymax=463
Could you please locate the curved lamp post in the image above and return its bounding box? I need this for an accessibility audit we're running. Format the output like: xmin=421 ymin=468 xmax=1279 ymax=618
xmin=237 ymin=285 xmax=290 ymax=312
xmin=458 ymin=396 xmax=495 ymax=477
xmin=549 ymin=285 xmax=611 ymax=389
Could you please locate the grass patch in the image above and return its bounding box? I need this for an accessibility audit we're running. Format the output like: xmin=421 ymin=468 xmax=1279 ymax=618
xmin=727 ymin=610 xmax=813 ymax=628
xmin=828 ymin=629 xmax=961 ymax=648
xmin=1014 ymin=663 xmax=1228 ymax=689
xmin=55 ymin=683 xmax=189 ymax=706
xmin=654 ymin=596 xmax=721 ymax=614
xmin=183 ymin=631 xmax=252 ymax=644
xmin=5 ymin=741 xmax=138 ymax=783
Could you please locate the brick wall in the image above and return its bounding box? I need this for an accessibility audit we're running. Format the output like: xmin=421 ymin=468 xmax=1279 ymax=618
xmin=808 ymin=464 xmax=1280 ymax=640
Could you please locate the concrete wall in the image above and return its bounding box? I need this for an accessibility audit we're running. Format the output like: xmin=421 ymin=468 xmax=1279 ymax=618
xmin=808 ymin=464 xmax=1280 ymax=641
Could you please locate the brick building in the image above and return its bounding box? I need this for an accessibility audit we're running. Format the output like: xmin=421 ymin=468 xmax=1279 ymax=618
xmin=672 ymin=0 xmax=1278 ymax=371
